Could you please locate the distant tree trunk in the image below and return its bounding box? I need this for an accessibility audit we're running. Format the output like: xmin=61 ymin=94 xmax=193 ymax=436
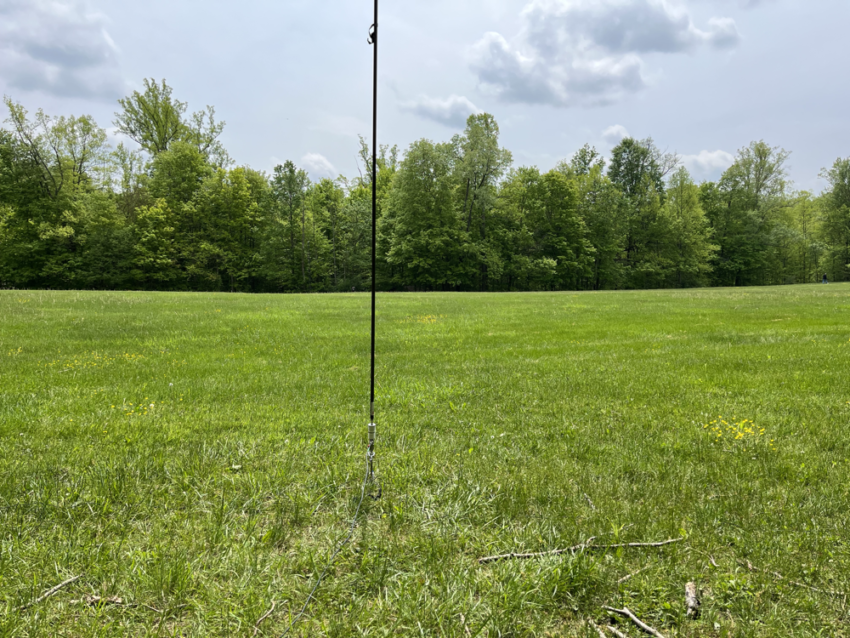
xmin=463 ymin=179 xmax=471 ymax=231
xmin=309 ymin=205 xmax=317 ymax=286
xmin=480 ymin=204 xmax=488 ymax=291
xmin=289 ymin=198 xmax=296 ymax=285
xmin=332 ymin=206 xmax=338 ymax=287
xmin=301 ymin=200 xmax=306 ymax=284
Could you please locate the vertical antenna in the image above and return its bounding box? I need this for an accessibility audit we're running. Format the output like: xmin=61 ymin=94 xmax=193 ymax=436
xmin=367 ymin=0 xmax=378 ymax=488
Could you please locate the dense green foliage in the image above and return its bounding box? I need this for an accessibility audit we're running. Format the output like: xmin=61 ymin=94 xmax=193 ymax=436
xmin=2 ymin=286 xmax=849 ymax=636
xmin=2 ymin=82 xmax=849 ymax=292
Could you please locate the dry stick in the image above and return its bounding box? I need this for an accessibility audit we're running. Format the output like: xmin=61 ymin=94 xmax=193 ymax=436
xmin=72 ymin=596 xmax=125 ymax=607
xmin=142 ymin=603 xmax=165 ymax=614
xmin=709 ymin=555 xmax=719 ymax=569
xmin=587 ymin=619 xmax=608 ymax=638
xmin=739 ymin=560 xmax=845 ymax=597
xmin=603 ymin=606 xmax=666 ymax=638
xmin=605 ymin=625 xmax=631 ymax=638
xmin=18 ymin=574 xmax=83 ymax=611
xmin=69 ymin=596 xmax=175 ymax=615
xmin=478 ymin=537 xmax=594 ymax=565
xmin=584 ymin=493 xmax=597 ymax=511
xmin=253 ymin=601 xmax=276 ymax=636
xmin=478 ymin=538 xmax=684 ymax=565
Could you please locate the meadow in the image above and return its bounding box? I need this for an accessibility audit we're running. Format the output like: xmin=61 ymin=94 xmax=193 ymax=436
xmin=1 ymin=285 xmax=849 ymax=637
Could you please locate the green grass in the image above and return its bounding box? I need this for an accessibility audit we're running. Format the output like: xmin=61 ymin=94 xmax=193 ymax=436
xmin=1 ymin=285 xmax=850 ymax=637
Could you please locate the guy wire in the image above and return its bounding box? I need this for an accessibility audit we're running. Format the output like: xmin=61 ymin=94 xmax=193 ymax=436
xmin=279 ymin=457 xmax=371 ymax=637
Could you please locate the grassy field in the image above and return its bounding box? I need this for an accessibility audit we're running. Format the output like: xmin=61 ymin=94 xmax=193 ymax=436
xmin=1 ymin=285 xmax=849 ymax=637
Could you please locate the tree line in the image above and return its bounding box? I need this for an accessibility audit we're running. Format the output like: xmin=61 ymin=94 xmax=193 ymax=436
xmin=1 ymin=79 xmax=848 ymax=292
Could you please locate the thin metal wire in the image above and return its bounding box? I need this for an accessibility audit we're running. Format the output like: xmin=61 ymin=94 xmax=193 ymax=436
xmin=279 ymin=459 xmax=371 ymax=637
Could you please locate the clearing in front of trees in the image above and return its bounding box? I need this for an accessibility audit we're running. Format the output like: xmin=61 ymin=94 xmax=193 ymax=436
xmin=1 ymin=284 xmax=849 ymax=636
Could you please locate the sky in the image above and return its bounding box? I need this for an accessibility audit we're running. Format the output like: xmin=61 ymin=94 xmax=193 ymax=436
xmin=1 ymin=0 xmax=848 ymax=191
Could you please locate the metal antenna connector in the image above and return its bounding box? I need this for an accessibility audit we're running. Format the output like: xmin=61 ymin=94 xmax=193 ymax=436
xmin=367 ymin=422 xmax=380 ymax=498
xmin=367 ymin=422 xmax=377 ymax=474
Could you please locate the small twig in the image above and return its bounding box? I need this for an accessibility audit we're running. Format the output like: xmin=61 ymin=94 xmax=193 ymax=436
xmin=587 ymin=619 xmax=608 ymax=638
xmin=478 ymin=538 xmax=683 ymax=565
xmin=603 ymin=606 xmax=666 ymax=638
xmin=584 ymin=493 xmax=597 ymax=511
xmin=605 ymin=625 xmax=630 ymax=638
xmin=253 ymin=601 xmax=277 ymax=636
xmin=739 ymin=560 xmax=845 ymax=597
xmin=71 ymin=595 xmax=125 ymax=607
xmin=70 ymin=597 xmax=173 ymax=615
xmin=618 ymin=566 xmax=650 ymax=585
xmin=19 ymin=574 xmax=82 ymax=611
xmin=478 ymin=537 xmax=593 ymax=564
xmin=709 ymin=555 xmax=719 ymax=569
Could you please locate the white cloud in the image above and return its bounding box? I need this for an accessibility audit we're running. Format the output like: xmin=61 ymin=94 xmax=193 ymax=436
xmin=682 ymin=149 xmax=735 ymax=180
xmin=705 ymin=17 xmax=740 ymax=49
xmin=301 ymin=152 xmax=337 ymax=180
xmin=399 ymin=94 xmax=482 ymax=128
xmin=0 ymin=0 xmax=124 ymax=100
xmin=603 ymin=124 xmax=630 ymax=144
xmin=469 ymin=0 xmax=740 ymax=107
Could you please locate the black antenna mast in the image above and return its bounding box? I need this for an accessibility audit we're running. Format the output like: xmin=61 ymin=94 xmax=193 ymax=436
xmin=367 ymin=0 xmax=379 ymax=494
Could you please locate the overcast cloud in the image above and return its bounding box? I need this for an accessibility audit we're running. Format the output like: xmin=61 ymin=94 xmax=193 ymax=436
xmin=301 ymin=152 xmax=337 ymax=180
xmin=0 ymin=0 xmax=123 ymax=100
xmin=0 ymin=0 xmax=847 ymax=189
xmin=470 ymin=0 xmax=739 ymax=108
xmin=399 ymin=94 xmax=482 ymax=128
xmin=682 ymin=149 xmax=737 ymax=180
xmin=603 ymin=125 xmax=631 ymax=145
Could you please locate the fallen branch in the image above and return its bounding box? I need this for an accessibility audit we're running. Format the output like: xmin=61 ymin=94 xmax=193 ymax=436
xmin=142 ymin=603 xmax=165 ymax=614
xmin=253 ymin=601 xmax=276 ymax=636
xmin=605 ymin=625 xmax=630 ymax=638
xmin=478 ymin=537 xmax=595 ymax=564
xmin=739 ymin=560 xmax=845 ymax=597
xmin=603 ymin=606 xmax=666 ymax=638
xmin=72 ymin=595 xmax=125 ymax=607
xmin=587 ymin=619 xmax=607 ymax=638
xmin=19 ymin=574 xmax=82 ymax=611
xmin=479 ymin=538 xmax=684 ymax=565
